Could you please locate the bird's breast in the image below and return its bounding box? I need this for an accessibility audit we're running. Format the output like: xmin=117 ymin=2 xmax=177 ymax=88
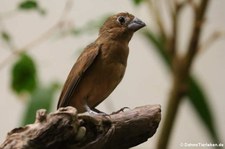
xmin=101 ymin=40 xmax=129 ymax=66
xmin=85 ymin=42 xmax=129 ymax=107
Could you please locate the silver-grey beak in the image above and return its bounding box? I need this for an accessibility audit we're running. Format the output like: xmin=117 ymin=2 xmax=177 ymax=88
xmin=128 ymin=17 xmax=146 ymax=31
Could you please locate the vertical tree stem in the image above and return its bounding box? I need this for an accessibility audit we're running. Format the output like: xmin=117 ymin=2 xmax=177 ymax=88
xmin=156 ymin=0 xmax=210 ymax=149
xmin=156 ymin=73 xmax=185 ymax=149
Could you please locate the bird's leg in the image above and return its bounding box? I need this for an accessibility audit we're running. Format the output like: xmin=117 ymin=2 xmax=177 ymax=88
xmin=92 ymin=108 xmax=106 ymax=114
xmin=84 ymin=104 xmax=99 ymax=115
xmin=92 ymin=107 xmax=110 ymax=116
xmin=84 ymin=104 xmax=110 ymax=117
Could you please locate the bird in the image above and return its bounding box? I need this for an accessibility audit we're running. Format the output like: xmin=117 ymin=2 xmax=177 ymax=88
xmin=57 ymin=12 xmax=146 ymax=114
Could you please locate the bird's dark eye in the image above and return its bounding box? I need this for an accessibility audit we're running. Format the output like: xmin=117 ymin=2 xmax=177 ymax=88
xmin=117 ymin=16 xmax=126 ymax=25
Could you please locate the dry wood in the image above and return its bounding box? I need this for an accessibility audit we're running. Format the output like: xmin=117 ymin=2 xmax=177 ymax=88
xmin=0 ymin=105 xmax=161 ymax=149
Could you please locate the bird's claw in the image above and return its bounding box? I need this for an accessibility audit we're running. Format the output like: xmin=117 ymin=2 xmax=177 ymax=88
xmin=111 ymin=107 xmax=130 ymax=115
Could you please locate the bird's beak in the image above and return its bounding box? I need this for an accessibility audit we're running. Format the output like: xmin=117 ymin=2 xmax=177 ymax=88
xmin=128 ymin=17 xmax=146 ymax=31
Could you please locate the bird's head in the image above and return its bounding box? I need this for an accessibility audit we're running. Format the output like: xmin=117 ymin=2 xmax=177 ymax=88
xmin=99 ymin=12 xmax=146 ymax=42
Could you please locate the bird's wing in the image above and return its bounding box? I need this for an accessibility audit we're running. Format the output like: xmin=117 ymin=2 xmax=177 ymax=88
xmin=57 ymin=43 xmax=101 ymax=109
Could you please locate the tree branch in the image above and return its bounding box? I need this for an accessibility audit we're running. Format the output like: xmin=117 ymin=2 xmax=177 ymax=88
xmin=0 ymin=105 xmax=161 ymax=149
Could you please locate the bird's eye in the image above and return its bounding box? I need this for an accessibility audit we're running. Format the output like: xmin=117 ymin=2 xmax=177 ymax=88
xmin=117 ymin=16 xmax=126 ymax=25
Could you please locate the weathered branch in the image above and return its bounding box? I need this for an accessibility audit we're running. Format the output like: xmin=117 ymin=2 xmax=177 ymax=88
xmin=1 ymin=105 xmax=161 ymax=149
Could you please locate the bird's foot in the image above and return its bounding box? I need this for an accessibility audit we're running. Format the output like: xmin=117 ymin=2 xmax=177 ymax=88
xmin=87 ymin=109 xmax=99 ymax=115
xmin=111 ymin=107 xmax=130 ymax=115
xmin=85 ymin=105 xmax=109 ymax=116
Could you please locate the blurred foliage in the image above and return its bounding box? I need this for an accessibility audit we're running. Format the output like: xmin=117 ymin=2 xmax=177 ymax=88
xmin=188 ymin=77 xmax=219 ymax=142
xmin=18 ymin=0 xmax=38 ymax=10
xmin=131 ymin=0 xmax=145 ymax=6
xmin=143 ymin=30 xmax=219 ymax=143
xmin=11 ymin=53 xmax=37 ymax=94
xmin=21 ymin=82 xmax=60 ymax=125
xmin=0 ymin=0 xmax=57 ymax=126
xmin=10 ymin=51 xmax=60 ymax=125
xmin=18 ymin=0 xmax=46 ymax=15
xmin=1 ymin=31 xmax=11 ymax=43
xmin=143 ymin=30 xmax=171 ymax=66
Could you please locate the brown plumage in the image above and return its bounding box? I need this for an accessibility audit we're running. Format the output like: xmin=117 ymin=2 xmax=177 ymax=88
xmin=57 ymin=12 xmax=146 ymax=114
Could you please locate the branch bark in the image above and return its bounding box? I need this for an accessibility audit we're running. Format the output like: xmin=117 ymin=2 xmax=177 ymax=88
xmin=0 ymin=105 xmax=161 ymax=149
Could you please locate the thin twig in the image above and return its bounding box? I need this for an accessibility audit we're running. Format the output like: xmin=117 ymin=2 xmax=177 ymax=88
xmin=188 ymin=0 xmax=198 ymax=12
xmin=168 ymin=0 xmax=179 ymax=58
xmin=198 ymin=30 xmax=225 ymax=52
xmin=0 ymin=0 xmax=74 ymax=70
xmin=146 ymin=0 xmax=168 ymax=40
xmin=185 ymin=0 xmax=210 ymax=68
xmin=168 ymin=0 xmax=193 ymax=58
xmin=0 ymin=23 xmax=60 ymax=70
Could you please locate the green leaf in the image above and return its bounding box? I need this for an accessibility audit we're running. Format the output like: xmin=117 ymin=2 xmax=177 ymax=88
xmin=132 ymin=0 xmax=145 ymax=6
xmin=1 ymin=31 xmax=11 ymax=43
xmin=143 ymin=30 xmax=171 ymax=67
xmin=11 ymin=53 xmax=37 ymax=94
xmin=18 ymin=0 xmax=46 ymax=15
xmin=18 ymin=0 xmax=38 ymax=10
xmin=142 ymin=29 xmax=219 ymax=143
xmin=188 ymin=77 xmax=219 ymax=142
xmin=21 ymin=82 xmax=60 ymax=125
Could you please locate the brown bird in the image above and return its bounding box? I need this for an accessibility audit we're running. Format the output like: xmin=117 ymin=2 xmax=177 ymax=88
xmin=57 ymin=12 xmax=145 ymax=114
